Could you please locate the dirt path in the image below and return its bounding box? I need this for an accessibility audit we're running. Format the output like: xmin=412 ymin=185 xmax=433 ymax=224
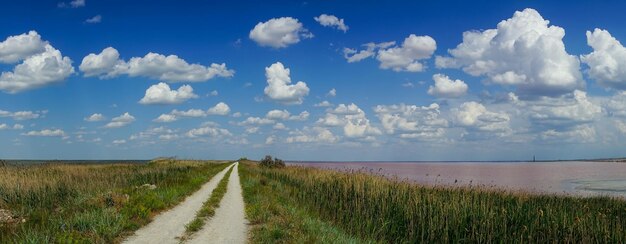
xmin=123 ymin=163 xmax=235 ymax=244
xmin=186 ymin=162 xmax=249 ymax=244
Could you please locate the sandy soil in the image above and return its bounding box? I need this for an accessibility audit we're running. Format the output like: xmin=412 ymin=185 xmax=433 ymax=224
xmin=123 ymin=163 xmax=234 ymax=244
xmin=186 ymin=162 xmax=249 ymax=244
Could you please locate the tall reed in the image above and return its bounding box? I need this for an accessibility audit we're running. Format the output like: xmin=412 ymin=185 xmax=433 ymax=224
xmin=259 ymin=165 xmax=626 ymax=243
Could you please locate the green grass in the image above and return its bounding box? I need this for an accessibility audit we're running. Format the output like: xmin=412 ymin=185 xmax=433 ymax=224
xmin=0 ymin=160 xmax=230 ymax=243
xmin=250 ymin=163 xmax=626 ymax=243
xmin=183 ymin=164 xmax=234 ymax=237
xmin=239 ymin=161 xmax=375 ymax=243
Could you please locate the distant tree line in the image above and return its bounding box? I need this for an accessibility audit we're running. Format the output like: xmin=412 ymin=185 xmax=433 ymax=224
xmin=259 ymin=155 xmax=285 ymax=168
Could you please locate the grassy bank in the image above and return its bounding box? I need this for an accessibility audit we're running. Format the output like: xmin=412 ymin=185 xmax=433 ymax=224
xmin=0 ymin=160 xmax=229 ymax=243
xmin=239 ymin=161 xmax=373 ymax=243
xmin=245 ymin=162 xmax=626 ymax=243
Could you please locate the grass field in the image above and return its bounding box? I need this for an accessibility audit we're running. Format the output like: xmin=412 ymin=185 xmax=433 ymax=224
xmin=0 ymin=159 xmax=229 ymax=243
xmin=240 ymin=161 xmax=626 ymax=243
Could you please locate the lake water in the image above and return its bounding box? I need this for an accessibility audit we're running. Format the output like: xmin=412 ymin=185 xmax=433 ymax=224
xmin=289 ymin=161 xmax=626 ymax=198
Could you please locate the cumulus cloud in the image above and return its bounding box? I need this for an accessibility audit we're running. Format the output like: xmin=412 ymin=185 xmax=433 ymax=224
xmin=0 ymin=31 xmax=46 ymax=63
xmin=289 ymin=111 xmax=309 ymax=121
xmin=318 ymin=103 xmax=381 ymax=138
xmin=0 ymin=124 xmax=21 ymax=130
xmin=206 ymin=102 xmax=231 ymax=115
xmin=343 ymin=42 xmax=395 ymax=63
xmin=153 ymin=102 xmax=231 ymax=122
xmin=186 ymin=126 xmax=231 ymax=138
xmin=376 ymin=34 xmax=437 ymax=72
xmin=453 ymin=101 xmax=512 ymax=138
xmin=0 ymin=109 xmax=45 ymax=120
xmin=105 ymin=112 xmax=135 ymax=128
xmin=436 ymin=8 xmax=583 ymax=96
xmin=327 ymin=88 xmax=336 ymax=97
xmin=343 ymin=34 xmax=436 ymax=72
xmin=112 ymin=139 xmax=126 ymax=144
xmin=314 ymin=101 xmax=333 ymax=107
xmin=427 ymin=74 xmax=468 ymax=98
xmin=238 ymin=117 xmax=275 ymax=126
xmin=58 ymin=0 xmax=85 ymax=8
xmin=85 ymin=15 xmax=102 ymax=24
xmin=80 ymin=47 xmax=234 ymax=82
xmin=84 ymin=113 xmax=105 ymax=122
xmin=264 ymin=62 xmax=310 ymax=105
xmin=0 ymin=31 xmax=74 ymax=93
xmin=581 ymin=29 xmax=626 ymax=90
xmin=374 ymin=103 xmax=448 ymax=140
xmin=266 ymin=109 xmax=290 ymax=120
xmin=524 ymin=90 xmax=602 ymax=126
xmin=249 ymin=17 xmax=313 ymax=48
xmin=154 ymin=114 xmax=178 ymax=123
xmin=540 ymin=124 xmax=597 ymax=143
xmin=314 ymin=14 xmax=349 ymax=32
xmin=139 ymin=82 xmax=198 ymax=105
xmin=22 ymin=129 xmax=65 ymax=137
xmin=286 ymin=126 xmax=339 ymax=144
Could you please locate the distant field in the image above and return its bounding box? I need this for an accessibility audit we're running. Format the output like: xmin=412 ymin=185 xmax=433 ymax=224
xmin=0 ymin=159 xmax=229 ymax=243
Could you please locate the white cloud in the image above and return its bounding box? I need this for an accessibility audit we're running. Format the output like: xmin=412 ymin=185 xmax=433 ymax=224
xmin=105 ymin=112 xmax=135 ymax=128
xmin=71 ymin=0 xmax=85 ymax=7
xmin=249 ymin=17 xmax=312 ymax=48
xmin=289 ymin=111 xmax=309 ymax=121
xmin=343 ymin=42 xmax=395 ymax=63
xmin=615 ymin=120 xmax=626 ymax=134
xmin=206 ymin=102 xmax=231 ymax=115
xmin=209 ymin=90 xmax=218 ymax=96
xmin=186 ymin=126 xmax=231 ymax=138
xmin=436 ymin=8 xmax=583 ymax=96
xmin=264 ymin=62 xmax=310 ymax=105
xmin=524 ymin=90 xmax=602 ymax=125
xmin=58 ymin=0 xmax=84 ymax=8
xmin=0 ymin=31 xmax=46 ymax=63
xmin=327 ymin=88 xmax=336 ymax=97
xmin=0 ymin=110 xmax=44 ymax=120
xmin=453 ymin=101 xmax=512 ymax=138
xmin=112 ymin=139 xmax=126 ymax=144
xmin=153 ymin=103 xmax=230 ymax=122
xmin=171 ymin=109 xmax=207 ymax=117
xmin=319 ymin=103 xmax=381 ymax=138
xmin=266 ymin=109 xmax=290 ymax=120
xmin=0 ymin=124 xmax=21 ymax=130
xmin=0 ymin=31 xmax=74 ymax=93
xmin=80 ymin=47 xmax=234 ymax=82
xmin=139 ymin=82 xmax=198 ymax=105
xmin=540 ymin=125 xmax=597 ymax=143
xmin=581 ymin=29 xmax=626 ymax=90
xmin=22 ymin=129 xmax=65 ymax=137
xmin=314 ymin=101 xmax=333 ymax=107
xmin=427 ymin=74 xmax=468 ymax=98
xmin=273 ymin=123 xmax=287 ymax=130
xmin=153 ymin=114 xmax=178 ymax=123
xmin=286 ymin=126 xmax=339 ymax=144
xmin=238 ymin=117 xmax=275 ymax=126
xmin=314 ymin=14 xmax=349 ymax=32
xmin=79 ymin=47 xmax=122 ymax=77
xmin=373 ymin=103 xmax=448 ymax=140
xmin=84 ymin=113 xmax=105 ymax=122
xmin=265 ymin=135 xmax=277 ymax=144
xmin=85 ymin=15 xmax=102 ymax=24
xmin=376 ymin=34 xmax=437 ymax=72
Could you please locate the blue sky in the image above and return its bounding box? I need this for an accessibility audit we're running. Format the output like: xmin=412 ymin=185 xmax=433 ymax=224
xmin=1 ymin=0 xmax=626 ymax=161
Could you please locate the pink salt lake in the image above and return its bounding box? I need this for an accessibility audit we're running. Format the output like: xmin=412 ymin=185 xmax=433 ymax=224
xmin=290 ymin=161 xmax=626 ymax=198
